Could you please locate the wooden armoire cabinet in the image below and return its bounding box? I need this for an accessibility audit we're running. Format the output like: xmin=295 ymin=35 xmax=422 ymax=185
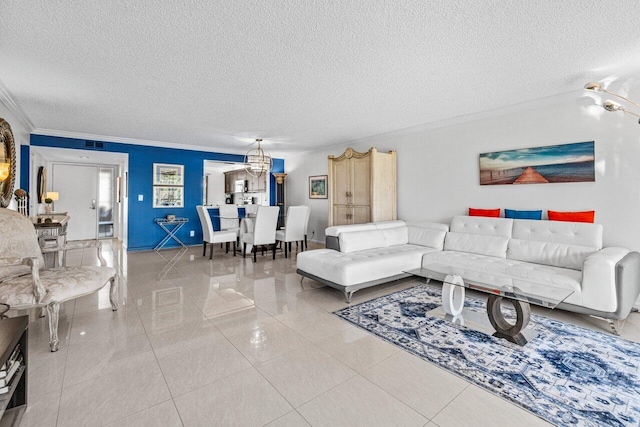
xmin=328 ymin=147 xmax=397 ymax=226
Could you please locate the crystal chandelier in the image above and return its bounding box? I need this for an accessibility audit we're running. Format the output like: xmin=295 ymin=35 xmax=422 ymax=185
xmin=244 ymin=138 xmax=272 ymax=177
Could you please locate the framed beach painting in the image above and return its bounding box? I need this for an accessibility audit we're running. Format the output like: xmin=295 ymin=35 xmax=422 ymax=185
xmin=309 ymin=175 xmax=328 ymax=199
xmin=479 ymin=141 xmax=595 ymax=185
xmin=153 ymin=186 xmax=184 ymax=208
xmin=153 ymin=163 xmax=184 ymax=186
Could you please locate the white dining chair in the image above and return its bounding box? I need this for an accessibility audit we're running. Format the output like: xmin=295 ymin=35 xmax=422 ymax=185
xmin=276 ymin=206 xmax=309 ymax=258
xmin=196 ymin=206 xmax=237 ymax=259
xmin=303 ymin=205 xmax=311 ymax=249
xmin=244 ymin=204 xmax=259 ymax=216
xmin=218 ymin=205 xmax=240 ymax=237
xmin=242 ymin=206 xmax=279 ymax=262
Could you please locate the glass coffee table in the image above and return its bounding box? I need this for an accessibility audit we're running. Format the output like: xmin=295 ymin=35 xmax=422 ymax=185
xmin=405 ymin=264 xmax=574 ymax=345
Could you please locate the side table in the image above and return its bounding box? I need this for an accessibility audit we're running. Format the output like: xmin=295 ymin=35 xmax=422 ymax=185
xmin=154 ymin=218 xmax=189 ymax=251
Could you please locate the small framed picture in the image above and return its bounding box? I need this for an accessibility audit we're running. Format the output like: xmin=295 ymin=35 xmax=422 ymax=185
xmin=309 ymin=175 xmax=328 ymax=199
xmin=153 ymin=186 xmax=184 ymax=208
xmin=153 ymin=163 xmax=184 ymax=186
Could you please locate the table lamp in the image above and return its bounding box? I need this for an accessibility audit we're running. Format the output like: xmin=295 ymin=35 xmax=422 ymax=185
xmin=45 ymin=191 xmax=59 ymax=214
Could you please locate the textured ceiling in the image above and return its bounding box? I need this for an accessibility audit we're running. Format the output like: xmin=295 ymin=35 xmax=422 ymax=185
xmin=1 ymin=1 xmax=640 ymax=154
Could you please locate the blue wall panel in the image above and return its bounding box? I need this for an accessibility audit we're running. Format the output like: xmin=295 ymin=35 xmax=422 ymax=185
xmin=29 ymin=135 xmax=284 ymax=251
xmin=20 ymin=145 xmax=29 ymax=192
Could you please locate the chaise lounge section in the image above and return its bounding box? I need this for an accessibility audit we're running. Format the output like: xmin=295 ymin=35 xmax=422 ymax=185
xmin=297 ymin=220 xmax=448 ymax=302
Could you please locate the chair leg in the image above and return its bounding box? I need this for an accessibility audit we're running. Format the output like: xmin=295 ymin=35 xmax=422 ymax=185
xmin=284 ymin=242 xmax=288 ymax=258
xmin=226 ymin=242 xmax=229 ymax=254
xmin=233 ymin=241 xmax=236 ymax=257
xmin=305 ymin=235 xmax=308 ymax=250
xmin=301 ymin=240 xmax=304 ymax=252
xmin=210 ymin=243 xmax=214 ymax=260
xmin=272 ymin=244 xmax=276 ymax=259
xmin=47 ymin=302 xmax=60 ymax=352
xmin=253 ymin=246 xmax=257 ymax=263
xmin=288 ymin=242 xmax=292 ymax=253
xmin=243 ymin=243 xmax=247 ymax=258
xmin=203 ymin=242 xmax=207 ymax=256
xmin=109 ymin=276 xmax=119 ymax=311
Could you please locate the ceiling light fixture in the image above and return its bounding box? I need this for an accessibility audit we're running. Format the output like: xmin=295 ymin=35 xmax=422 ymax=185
xmin=585 ymin=82 xmax=640 ymax=124
xmin=602 ymin=99 xmax=640 ymax=120
xmin=244 ymin=138 xmax=272 ymax=178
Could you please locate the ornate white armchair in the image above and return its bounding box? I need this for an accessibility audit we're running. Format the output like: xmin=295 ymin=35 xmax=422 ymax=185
xmin=0 ymin=208 xmax=118 ymax=351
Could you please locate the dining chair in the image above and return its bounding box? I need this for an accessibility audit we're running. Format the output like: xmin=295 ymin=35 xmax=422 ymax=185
xmin=303 ymin=205 xmax=311 ymax=250
xmin=242 ymin=206 xmax=279 ymax=262
xmin=244 ymin=204 xmax=259 ymax=216
xmin=218 ymin=205 xmax=240 ymax=236
xmin=196 ymin=206 xmax=237 ymax=259
xmin=276 ymin=206 xmax=309 ymax=258
xmin=0 ymin=208 xmax=117 ymax=352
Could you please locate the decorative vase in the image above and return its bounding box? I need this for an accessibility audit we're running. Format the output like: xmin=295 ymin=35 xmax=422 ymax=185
xmin=45 ymin=203 xmax=53 ymax=214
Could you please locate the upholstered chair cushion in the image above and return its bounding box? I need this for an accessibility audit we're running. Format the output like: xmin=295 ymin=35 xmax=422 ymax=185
xmin=0 ymin=266 xmax=116 ymax=309
xmin=0 ymin=209 xmax=45 ymax=280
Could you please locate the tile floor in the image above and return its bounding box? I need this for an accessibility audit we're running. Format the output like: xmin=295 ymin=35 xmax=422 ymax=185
xmin=15 ymin=240 xmax=640 ymax=426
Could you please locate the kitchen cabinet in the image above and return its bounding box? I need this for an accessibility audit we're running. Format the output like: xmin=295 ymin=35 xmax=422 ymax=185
xmin=328 ymin=147 xmax=396 ymax=226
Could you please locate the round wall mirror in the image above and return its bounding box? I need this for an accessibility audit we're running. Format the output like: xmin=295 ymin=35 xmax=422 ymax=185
xmin=0 ymin=119 xmax=16 ymax=208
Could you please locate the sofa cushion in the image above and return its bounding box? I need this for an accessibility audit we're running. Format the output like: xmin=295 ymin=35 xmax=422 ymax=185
xmin=422 ymin=251 xmax=518 ymax=275
xmin=504 ymin=209 xmax=542 ymax=220
xmin=507 ymin=239 xmax=597 ymax=271
xmin=444 ymin=232 xmax=509 ymax=258
xmin=339 ymin=229 xmax=386 ymax=253
xmin=382 ymin=227 xmax=408 ymax=247
xmin=450 ymin=215 xmax=513 ymax=238
xmin=407 ymin=227 xmax=447 ymax=250
xmin=298 ymin=245 xmax=439 ymax=287
xmin=325 ymin=224 xmax=376 ymax=237
xmin=511 ymin=219 xmax=603 ymax=249
xmin=404 ymin=221 xmax=449 ymax=232
xmin=548 ymin=210 xmax=595 ymax=223
xmin=373 ymin=220 xmax=406 ymax=230
xmin=468 ymin=208 xmax=500 ymax=217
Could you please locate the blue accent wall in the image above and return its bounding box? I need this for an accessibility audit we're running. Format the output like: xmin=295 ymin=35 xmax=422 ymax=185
xmin=20 ymin=145 xmax=29 ymax=191
xmin=28 ymin=135 xmax=284 ymax=251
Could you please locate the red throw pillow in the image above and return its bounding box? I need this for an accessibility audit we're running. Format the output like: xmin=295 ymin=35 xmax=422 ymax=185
xmin=468 ymin=208 xmax=501 ymax=218
xmin=548 ymin=210 xmax=595 ymax=223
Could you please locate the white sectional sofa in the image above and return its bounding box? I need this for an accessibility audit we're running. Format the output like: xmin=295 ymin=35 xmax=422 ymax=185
xmin=297 ymin=220 xmax=449 ymax=302
xmin=296 ymin=216 xmax=640 ymax=328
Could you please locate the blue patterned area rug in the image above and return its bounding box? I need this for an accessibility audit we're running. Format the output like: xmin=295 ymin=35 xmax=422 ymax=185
xmin=333 ymin=285 xmax=640 ymax=426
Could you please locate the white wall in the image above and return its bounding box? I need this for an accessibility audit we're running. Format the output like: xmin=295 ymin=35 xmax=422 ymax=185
xmin=0 ymin=103 xmax=30 ymax=210
xmin=205 ymin=171 xmax=226 ymax=206
xmin=285 ymin=92 xmax=640 ymax=250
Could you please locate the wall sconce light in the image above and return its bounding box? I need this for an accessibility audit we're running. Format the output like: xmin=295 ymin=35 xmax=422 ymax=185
xmin=584 ymin=82 xmax=640 ymax=124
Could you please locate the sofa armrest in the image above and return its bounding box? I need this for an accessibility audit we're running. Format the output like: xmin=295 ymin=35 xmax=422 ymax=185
xmin=581 ymin=247 xmax=629 ymax=313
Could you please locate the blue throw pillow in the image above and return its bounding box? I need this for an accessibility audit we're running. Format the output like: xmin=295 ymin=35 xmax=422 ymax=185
xmin=504 ymin=209 xmax=542 ymax=220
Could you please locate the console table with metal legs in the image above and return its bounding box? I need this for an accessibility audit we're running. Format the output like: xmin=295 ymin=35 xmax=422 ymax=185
xmin=154 ymin=218 xmax=189 ymax=251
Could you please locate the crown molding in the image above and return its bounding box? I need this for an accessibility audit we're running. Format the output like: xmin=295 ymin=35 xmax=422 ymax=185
xmin=0 ymin=79 xmax=35 ymax=132
xmin=31 ymin=128 xmax=252 ymax=157
xmin=293 ymin=89 xmax=587 ymax=158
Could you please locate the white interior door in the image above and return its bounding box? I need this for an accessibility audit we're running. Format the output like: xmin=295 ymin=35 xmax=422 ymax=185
xmin=53 ymin=164 xmax=98 ymax=240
